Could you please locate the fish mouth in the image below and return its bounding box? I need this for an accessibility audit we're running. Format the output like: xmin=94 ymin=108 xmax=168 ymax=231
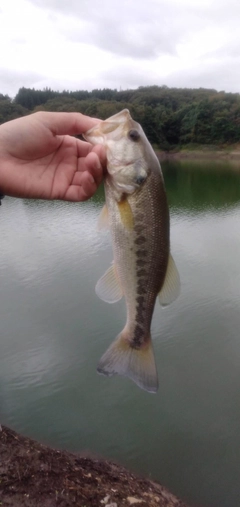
xmin=83 ymin=109 xmax=133 ymax=145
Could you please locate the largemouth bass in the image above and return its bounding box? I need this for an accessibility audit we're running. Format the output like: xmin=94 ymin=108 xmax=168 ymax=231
xmin=83 ymin=110 xmax=180 ymax=393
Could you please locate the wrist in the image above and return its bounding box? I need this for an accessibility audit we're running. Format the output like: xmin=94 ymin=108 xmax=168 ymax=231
xmin=0 ymin=129 xmax=6 ymax=199
xmin=0 ymin=130 xmax=11 ymax=198
xmin=0 ymin=192 xmax=4 ymax=205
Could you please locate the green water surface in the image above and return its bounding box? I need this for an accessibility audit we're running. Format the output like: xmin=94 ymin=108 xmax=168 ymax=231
xmin=1 ymin=160 xmax=240 ymax=507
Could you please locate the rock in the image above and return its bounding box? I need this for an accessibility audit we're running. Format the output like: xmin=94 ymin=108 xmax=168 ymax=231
xmin=127 ymin=497 xmax=143 ymax=504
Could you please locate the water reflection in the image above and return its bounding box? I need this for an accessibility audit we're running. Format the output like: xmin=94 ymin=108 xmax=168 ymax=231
xmin=163 ymin=160 xmax=240 ymax=210
xmin=1 ymin=161 xmax=240 ymax=507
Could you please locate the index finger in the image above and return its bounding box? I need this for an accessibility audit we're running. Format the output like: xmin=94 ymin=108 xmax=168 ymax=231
xmin=35 ymin=111 xmax=101 ymax=137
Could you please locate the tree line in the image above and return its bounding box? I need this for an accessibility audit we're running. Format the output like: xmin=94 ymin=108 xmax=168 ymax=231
xmin=1 ymin=85 xmax=240 ymax=150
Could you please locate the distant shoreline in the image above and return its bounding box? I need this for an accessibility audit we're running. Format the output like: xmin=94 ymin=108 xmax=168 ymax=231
xmin=156 ymin=147 xmax=240 ymax=163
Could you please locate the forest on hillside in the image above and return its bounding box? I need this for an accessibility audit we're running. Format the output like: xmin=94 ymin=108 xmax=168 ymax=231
xmin=1 ymin=85 xmax=240 ymax=150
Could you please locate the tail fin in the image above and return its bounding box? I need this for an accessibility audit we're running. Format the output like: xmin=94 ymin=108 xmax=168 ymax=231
xmin=97 ymin=333 xmax=158 ymax=393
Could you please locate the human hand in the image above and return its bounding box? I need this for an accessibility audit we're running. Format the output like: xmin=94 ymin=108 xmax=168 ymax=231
xmin=0 ymin=112 xmax=106 ymax=201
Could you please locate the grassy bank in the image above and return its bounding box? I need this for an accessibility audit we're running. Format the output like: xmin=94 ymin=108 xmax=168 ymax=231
xmin=156 ymin=144 xmax=240 ymax=162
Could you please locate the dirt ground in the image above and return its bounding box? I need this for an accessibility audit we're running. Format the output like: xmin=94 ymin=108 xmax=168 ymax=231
xmin=0 ymin=425 xmax=191 ymax=507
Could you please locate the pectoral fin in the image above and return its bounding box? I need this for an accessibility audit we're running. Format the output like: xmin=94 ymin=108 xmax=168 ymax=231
xmin=95 ymin=264 xmax=123 ymax=303
xmin=158 ymin=254 xmax=180 ymax=307
xmin=98 ymin=204 xmax=109 ymax=229
xmin=117 ymin=199 xmax=134 ymax=230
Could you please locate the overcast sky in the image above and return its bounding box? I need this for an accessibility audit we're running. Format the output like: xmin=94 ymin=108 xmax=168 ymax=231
xmin=1 ymin=0 xmax=240 ymax=98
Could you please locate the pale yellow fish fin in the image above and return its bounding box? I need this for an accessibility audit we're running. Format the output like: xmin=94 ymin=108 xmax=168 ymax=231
xmin=158 ymin=253 xmax=181 ymax=307
xmin=98 ymin=204 xmax=109 ymax=229
xmin=95 ymin=263 xmax=123 ymax=303
xmin=97 ymin=332 xmax=158 ymax=393
xmin=117 ymin=199 xmax=134 ymax=230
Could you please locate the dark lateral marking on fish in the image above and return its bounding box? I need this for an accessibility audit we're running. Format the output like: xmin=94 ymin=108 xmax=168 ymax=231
xmin=137 ymin=286 xmax=147 ymax=296
xmin=137 ymin=287 xmax=147 ymax=296
xmin=133 ymin=324 xmax=145 ymax=347
xmin=137 ymin=277 xmax=146 ymax=286
xmin=137 ymin=278 xmax=147 ymax=295
xmin=137 ymin=269 xmax=147 ymax=277
xmin=135 ymin=312 xmax=145 ymax=324
xmin=134 ymin=236 xmax=146 ymax=245
xmin=136 ymin=249 xmax=147 ymax=258
xmin=136 ymin=296 xmax=145 ymax=306
xmin=136 ymin=259 xmax=147 ymax=267
xmin=134 ymin=225 xmax=144 ymax=234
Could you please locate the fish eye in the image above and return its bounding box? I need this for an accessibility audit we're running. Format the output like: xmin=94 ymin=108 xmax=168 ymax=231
xmin=128 ymin=129 xmax=140 ymax=142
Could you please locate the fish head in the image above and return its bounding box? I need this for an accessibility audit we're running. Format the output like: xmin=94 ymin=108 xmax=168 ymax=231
xmin=83 ymin=109 xmax=159 ymax=197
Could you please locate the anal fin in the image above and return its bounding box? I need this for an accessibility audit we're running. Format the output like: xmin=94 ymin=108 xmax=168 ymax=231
xmin=98 ymin=204 xmax=109 ymax=229
xmin=158 ymin=253 xmax=180 ymax=307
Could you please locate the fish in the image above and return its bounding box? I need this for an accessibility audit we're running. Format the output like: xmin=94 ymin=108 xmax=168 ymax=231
xmin=83 ymin=109 xmax=180 ymax=393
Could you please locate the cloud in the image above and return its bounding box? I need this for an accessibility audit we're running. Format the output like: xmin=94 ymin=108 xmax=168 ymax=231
xmin=28 ymin=0 xmax=205 ymax=59
xmin=1 ymin=0 xmax=240 ymax=96
xmin=0 ymin=68 xmax=45 ymax=97
xmin=165 ymin=50 xmax=240 ymax=93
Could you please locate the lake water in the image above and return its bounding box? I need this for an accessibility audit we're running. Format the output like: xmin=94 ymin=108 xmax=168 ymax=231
xmin=1 ymin=160 xmax=240 ymax=507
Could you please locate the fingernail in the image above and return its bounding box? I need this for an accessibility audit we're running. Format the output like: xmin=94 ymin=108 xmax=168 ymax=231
xmin=96 ymin=158 xmax=102 ymax=170
xmin=88 ymin=173 xmax=95 ymax=184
